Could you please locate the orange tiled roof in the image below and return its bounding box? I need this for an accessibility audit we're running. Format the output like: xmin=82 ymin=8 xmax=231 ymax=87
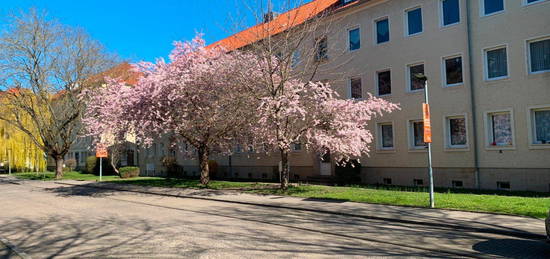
xmin=208 ymin=0 xmax=342 ymax=50
xmin=88 ymin=62 xmax=142 ymax=86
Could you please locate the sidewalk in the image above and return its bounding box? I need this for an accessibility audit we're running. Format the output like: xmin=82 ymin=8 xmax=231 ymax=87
xmin=37 ymin=177 xmax=546 ymax=240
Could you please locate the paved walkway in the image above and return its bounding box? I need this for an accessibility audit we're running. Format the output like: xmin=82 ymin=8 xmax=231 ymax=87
xmin=0 ymin=175 xmax=548 ymax=258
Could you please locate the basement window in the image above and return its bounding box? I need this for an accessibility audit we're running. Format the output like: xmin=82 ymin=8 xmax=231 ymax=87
xmin=452 ymin=180 xmax=463 ymax=188
xmin=383 ymin=178 xmax=392 ymax=185
xmin=413 ymin=179 xmax=424 ymax=186
xmin=497 ymin=181 xmax=510 ymax=190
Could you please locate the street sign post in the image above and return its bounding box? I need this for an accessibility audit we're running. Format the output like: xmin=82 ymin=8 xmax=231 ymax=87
xmin=422 ymin=76 xmax=435 ymax=209
xmin=96 ymin=145 xmax=108 ymax=182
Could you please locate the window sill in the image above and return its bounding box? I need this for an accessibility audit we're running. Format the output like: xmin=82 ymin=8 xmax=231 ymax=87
xmin=376 ymin=149 xmax=396 ymax=154
xmin=528 ymin=144 xmax=550 ymax=150
xmin=480 ymin=10 xmax=505 ymax=18
xmin=443 ymin=83 xmax=464 ymax=88
xmin=405 ymin=31 xmax=423 ymax=38
xmin=408 ymin=148 xmax=428 ymax=153
xmin=444 ymin=147 xmax=470 ymax=152
xmin=377 ymin=94 xmax=392 ymax=97
xmin=528 ymin=69 xmax=550 ymax=75
xmin=485 ymin=146 xmax=516 ymax=151
xmin=376 ymin=41 xmax=390 ymax=46
xmin=523 ymin=0 xmax=548 ymax=7
xmin=407 ymin=89 xmax=424 ymax=94
xmin=440 ymin=22 xmax=461 ymax=30
xmin=485 ymin=76 xmax=509 ymax=82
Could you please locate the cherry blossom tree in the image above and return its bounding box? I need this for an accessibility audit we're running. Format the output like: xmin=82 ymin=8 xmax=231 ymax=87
xmin=83 ymin=36 xmax=261 ymax=185
xmin=252 ymin=78 xmax=399 ymax=190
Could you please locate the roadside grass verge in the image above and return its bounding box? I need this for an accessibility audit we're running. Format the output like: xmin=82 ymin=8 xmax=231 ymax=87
xmin=12 ymin=172 xmax=550 ymax=218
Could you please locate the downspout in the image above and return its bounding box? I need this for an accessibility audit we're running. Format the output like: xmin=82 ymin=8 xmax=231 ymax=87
xmin=466 ymin=0 xmax=481 ymax=189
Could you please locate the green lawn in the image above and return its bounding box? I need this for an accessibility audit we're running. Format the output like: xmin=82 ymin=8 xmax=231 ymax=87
xmin=12 ymin=172 xmax=550 ymax=218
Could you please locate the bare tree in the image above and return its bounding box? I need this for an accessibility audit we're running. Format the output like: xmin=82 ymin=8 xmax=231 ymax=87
xmin=0 ymin=9 xmax=115 ymax=179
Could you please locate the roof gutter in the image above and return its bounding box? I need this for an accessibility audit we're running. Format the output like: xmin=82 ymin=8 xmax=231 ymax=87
xmin=465 ymin=0 xmax=481 ymax=189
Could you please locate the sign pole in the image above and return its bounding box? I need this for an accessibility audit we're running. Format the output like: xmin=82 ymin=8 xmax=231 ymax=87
xmin=423 ymin=77 xmax=435 ymax=209
xmin=8 ymin=149 xmax=11 ymax=175
xmin=99 ymin=157 xmax=103 ymax=182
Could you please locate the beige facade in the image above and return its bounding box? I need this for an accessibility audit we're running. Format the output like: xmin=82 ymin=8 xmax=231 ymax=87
xmin=71 ymin=0 xmax=550 ymax=191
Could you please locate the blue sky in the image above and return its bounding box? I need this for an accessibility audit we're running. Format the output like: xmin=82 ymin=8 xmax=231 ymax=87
xmin=0 ymin=0 xmax=291 ymax=62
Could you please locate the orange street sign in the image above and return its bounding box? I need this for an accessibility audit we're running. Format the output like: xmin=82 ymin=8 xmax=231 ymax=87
xmin=96 ymin=145 xmax=108 ymax=158
xmin=423 ymin=103 xmax=432 ymax=143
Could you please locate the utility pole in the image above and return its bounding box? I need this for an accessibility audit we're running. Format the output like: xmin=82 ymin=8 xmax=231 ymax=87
xmin=99 ymin=157 xmax=103 ymax=182
xmin=416 ymin=73 xmax=435 ymax=208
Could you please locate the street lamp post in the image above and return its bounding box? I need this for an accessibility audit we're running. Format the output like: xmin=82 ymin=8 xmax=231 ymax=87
xmin=8 ymin=148 xmax=12 ymax=175
xmin=416 ymin=73 xmax=435 ymax=208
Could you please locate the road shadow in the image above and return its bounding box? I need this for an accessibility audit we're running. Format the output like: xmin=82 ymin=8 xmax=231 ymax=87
xmin=472 ymin=239 xmax=550 ymax=258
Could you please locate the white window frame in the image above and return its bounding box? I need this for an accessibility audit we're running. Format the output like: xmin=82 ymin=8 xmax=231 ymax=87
xmin=408 ymin=119 xmax=427 ymax=151
xmin=441 ymin=54 xmax=464 ymax=87
xmin=404 ymin=5 xmax=423 ymax=37
xmin=523 ymin=0 xmax=548 ymax=7
xmin=439 ymin=0 xmax=461 ymax=28
xmin=483 ymin=44 xmax=509 ymax=81
xmin=484 ymin=109 xmax=516 ymax=150
xmin=480 ymin=0 xmax=505 ymax=17
xmin=444 ymin=114 xmax=469 ymax=150
xmin=406 ymin=61 xmax=425 ymax=93
xmin=377 ymin=122 xmax=395 ymax=151
xmin=347 ymin=25 xmax=361 ymax=52
xmin=373 ymin=16 xmax=390 ymax=45
xmin=527 ymin=105 xmax=550 ymax=149
xmin=348 ymin=76 xmax=363 ymax=99
xmin=526 ymin=35 xmax=550 ymax=74
xmin=375 ymin=68 xmax=392 ymax=96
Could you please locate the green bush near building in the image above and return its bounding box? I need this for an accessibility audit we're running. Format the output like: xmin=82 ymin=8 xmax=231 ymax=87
xmin=119 ymin=167 xmax=140 ymax=178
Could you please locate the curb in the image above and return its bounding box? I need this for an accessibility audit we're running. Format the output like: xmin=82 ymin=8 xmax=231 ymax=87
xmin=0 ymin=236 xmax=31 ymax=259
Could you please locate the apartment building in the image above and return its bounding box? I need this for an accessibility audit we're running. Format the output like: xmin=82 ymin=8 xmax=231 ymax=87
xmin=68 ymin=0 xmax=549 ymax=191
xmin=195 ymin=0 xmax=550 ymax=192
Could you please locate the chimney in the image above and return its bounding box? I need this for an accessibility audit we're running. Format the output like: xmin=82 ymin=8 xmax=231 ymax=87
xmin=263 ymin=11 xmax=276 ymax=23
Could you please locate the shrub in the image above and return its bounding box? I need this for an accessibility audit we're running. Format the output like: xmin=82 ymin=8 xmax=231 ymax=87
xmin=64 ymin=158 xmax=77 ymax=171
xmin=85 ymin=156 xmax=97 ymax=174
xmin=119 ymin=166 xmax=140 ymax=178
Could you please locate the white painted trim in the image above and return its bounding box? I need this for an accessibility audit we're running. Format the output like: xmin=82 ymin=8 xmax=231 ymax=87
xmin=403 ymin=5 xmax=424 ymax=37
xmin=443 ymin=113 xmax=470 ymax=151
xmin=407 ymin=119 xmax=427 ymax=151
xmin=347 ymin=25 xmax=362 ymax=52
xmin=405 ymin=61 xmax=426 ymax=93
xmin=441 ymin=53 xmax=465 ymax=87
xmin=376 ymin=121 xmax=396 ymax=152
xmin=526 ymin=35 xmax=550 ymax=75
xmin=439 ymin=0 xmax=461 ymax=28
xmin=483 ymin=108 xmax=516 ymax=150
xmin=373 ymin=16 xmax=390 ymax=45
xmin=527 ymin=104 xmax=550 ymax=149
xmin=375 ymin=68 xmax=392 ymax=96
xmin=479 ymin=0 xmax=506 ymax=18
xmin=522 ymin=0 xmax=549 ymax=7
xmin=482 ymin=44 xmax=510 ymax=81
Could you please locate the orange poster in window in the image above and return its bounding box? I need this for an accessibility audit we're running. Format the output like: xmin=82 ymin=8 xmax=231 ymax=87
xmin=423 ymin=103 xmax=432 ymax=143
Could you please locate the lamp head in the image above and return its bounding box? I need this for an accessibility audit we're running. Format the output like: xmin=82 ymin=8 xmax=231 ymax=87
xmin=413 ymin=73 xmax=428 ymax=81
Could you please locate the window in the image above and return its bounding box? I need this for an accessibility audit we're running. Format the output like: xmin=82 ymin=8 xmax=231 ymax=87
xmin=315 ymin=36 xmax=328 ymax=61
xmin=487 ymin=111 xmax=513 ymax=147
xmin=482 ymin=0 xmax=504 ymax=16
xmin=408 ymin=63 xmax=425 ymax=91
xmin=383 ymin=178 xmax=392 ymax=185
xmin=376 ymin=18 xmax=389 ymax=44
xmin=293 ymin=143 xmax=302 ymax=151
xmin=348 ymin=28 xmax=360 ymax=51
xmin=378 ymin=123 xmax=394 ymax=149
xmin=446 ymin=116 xmax=467 ymax=148
xmin=441 ymin=0 xmax=460 ymax=26
xmin=291 ymin=50 xmax=301 ymax=68
xmin=413 ymin=179 xmax=424 ymax=186
xmin=444 ymin=55 xmax=463 ymax=86
xmin=410 ymin=120 xmax=426 ymax=149
xmin=350 ymin=77 xmax=362 ymax=99
xmin=406 ymin=7 xmax=423 ymax=36
xmin=485 ymin=46 xmax=508 ymax=79
xmin=525 ymin=0 xmax=547 ymax=5
xmin=452 ymin=180 xmax=463 ymax=188
xmin=377 ymin=70 xmax=391 ymax=96
xmin=497 ymin=181 xmax=510 ymax=190
xmin=528 ymin=38 xmax=550 ymax=73
xmin=531 ymin=107 xmax=550 ymax=145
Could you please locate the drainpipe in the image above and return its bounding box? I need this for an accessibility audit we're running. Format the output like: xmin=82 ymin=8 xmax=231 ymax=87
xmin=466 ymin=0 xmax=481 ymax=189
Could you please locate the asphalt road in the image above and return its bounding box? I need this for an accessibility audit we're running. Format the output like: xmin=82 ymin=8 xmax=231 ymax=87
xmin=0 ymin=177 xmax=549 ymax=258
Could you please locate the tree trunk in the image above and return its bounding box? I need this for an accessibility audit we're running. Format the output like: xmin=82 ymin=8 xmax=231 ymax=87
xmin=54 ymin=156 xmax=64 ymax=179
xmin=280 ymin=149 xmax=290 ymax=190
xmin=198 ymin=146 xmax=210 ymax=186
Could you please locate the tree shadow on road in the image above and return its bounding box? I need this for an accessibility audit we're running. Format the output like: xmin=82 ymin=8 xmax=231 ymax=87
xmin=472 ymin=239 xmax=550 ymax=259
